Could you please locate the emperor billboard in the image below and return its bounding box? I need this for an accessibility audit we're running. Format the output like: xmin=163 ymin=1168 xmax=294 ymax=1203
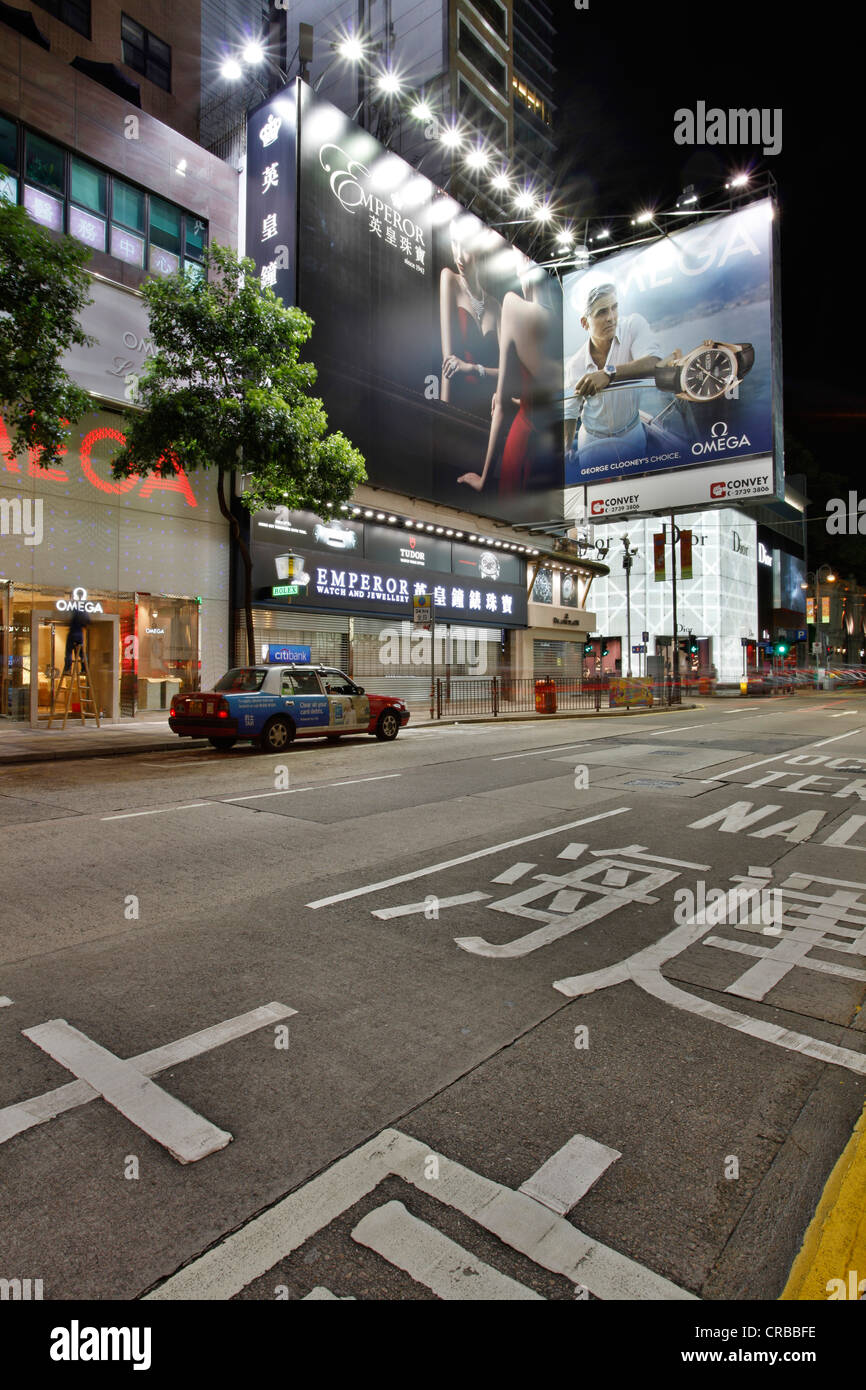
xmin=292 ymin=87 xmax=562 ymax=527
xmin=562 ymin=200 xmax=777 ymax=499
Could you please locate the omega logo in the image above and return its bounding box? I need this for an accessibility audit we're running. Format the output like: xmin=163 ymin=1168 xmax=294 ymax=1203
xmin=56 ymin=586 xmax=104 ymax=614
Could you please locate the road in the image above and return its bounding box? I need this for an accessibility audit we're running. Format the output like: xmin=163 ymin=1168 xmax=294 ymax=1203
xmin=1 ymin=694 xmax=865 ymax=1308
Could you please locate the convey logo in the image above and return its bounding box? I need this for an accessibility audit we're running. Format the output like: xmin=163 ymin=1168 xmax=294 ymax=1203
xmin=710 ymin=474 xmax=770 ymax=500
xmin=50 ymin=1321 xmax=151 ymax=1371
xmin=591 ymin=494 xmax=639 ymax=516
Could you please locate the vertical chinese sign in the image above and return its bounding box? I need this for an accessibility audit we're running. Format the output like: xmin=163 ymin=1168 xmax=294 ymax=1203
xmin=246 ymin=82 xmax=299 ymax=306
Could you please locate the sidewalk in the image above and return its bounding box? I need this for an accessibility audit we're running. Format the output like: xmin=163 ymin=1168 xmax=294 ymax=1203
xmin=0 ymin=700 xmax=699 ymax=766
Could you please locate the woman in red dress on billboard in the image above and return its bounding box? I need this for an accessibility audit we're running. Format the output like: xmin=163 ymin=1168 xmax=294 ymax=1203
xmin=457 ymin=250 xmax=559 ymax=497
xmin=439 ymin=227 xmax=501 ymax=417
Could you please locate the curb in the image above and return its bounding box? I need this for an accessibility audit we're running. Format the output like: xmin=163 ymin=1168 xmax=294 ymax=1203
xmin=780 ymin=1093 xmax=866 ymax=1301
xmin=0 ymin=739 xmax=210 ymax=766
xmin=0 ymin=703 xmax=701 ymax=765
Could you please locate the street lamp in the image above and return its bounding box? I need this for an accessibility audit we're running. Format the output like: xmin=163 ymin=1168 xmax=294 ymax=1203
xmin=621 ymin=535 xmax=639 ymax=677
xmin=802 ymin=564 xmax=837 ymax=685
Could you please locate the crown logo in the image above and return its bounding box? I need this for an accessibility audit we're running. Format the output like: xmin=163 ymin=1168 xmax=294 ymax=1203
xmin=259 ymin=114 xmax=282 ymax=148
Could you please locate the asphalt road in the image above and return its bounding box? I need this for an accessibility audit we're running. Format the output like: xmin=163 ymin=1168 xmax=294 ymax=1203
xmin=2 ymin=695 xmax=865 ymax=1312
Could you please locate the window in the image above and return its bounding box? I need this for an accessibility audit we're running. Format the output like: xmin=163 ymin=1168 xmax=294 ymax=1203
xmin=70 ymin=157 xmax=106 ymax=215
xmin=32 ymin=0 xmax=91 ymax=39
xmin=457 ymin=18 xmax=507 ymax=97
xmin=457 ymin=78 xmax=509 ymax=149
xmin=25 ymin=132 xmax=64 ymax=192
xmin=9 ymin=118 xmax=206 ymax=274
xmin=122 ymin=14 xmax=172 ymax=92
xmin=0 ymin=114 xmax=18 ymax=202
xmin=214 ymin=669 xmax=267 ymax=693
xmin=466 ymin=0 xmax=507 ymax=40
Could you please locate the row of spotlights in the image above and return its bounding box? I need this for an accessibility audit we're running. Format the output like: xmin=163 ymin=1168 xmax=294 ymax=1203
xmin=222 ymin=39 xmax=756 ymax=248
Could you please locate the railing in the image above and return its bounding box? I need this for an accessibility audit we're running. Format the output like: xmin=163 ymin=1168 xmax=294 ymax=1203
xmin=434 ymin=675 xmax=688 ymax=718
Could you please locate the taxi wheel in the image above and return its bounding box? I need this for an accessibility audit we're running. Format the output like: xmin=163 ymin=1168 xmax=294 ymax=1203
xmin=208 ymin=737 xmax=236 ymax=751
xmin=375 ymin=709 xmax=401 ymax=741
xmin=259 ymin=716 xmax=295 ymax=752
xmin=326 ymin=734 xmax=342 ymax=742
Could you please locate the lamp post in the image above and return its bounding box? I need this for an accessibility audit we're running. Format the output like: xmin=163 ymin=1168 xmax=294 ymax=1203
xmin=621 ymin=535 xmax=638 ymax=677
xmin=802 ymin=564 xmax=837 ymax=686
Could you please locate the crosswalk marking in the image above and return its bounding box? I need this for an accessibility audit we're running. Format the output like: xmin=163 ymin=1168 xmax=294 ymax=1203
xmin=0 ymin=1003 xmax=295 ymax=1160
xmin=352 ymin=1201 xmax=543 ymax=1300
xmin=519 ymin=1134 xmax=622 ymax=1215
xmin=145 ymin=1127 xmax=695 ymax=1300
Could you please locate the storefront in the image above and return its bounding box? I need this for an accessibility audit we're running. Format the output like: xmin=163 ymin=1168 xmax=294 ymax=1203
xmin=242 ymin=507 xmax=528 ymax=698
xmin=0 ymin=401 xmax=229 ymax=725
xmin=585 ymin=508 xmax=761 ymax=686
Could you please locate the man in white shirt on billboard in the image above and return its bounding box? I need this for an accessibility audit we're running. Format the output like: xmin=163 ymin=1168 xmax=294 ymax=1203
xmin=564 ymin=281 xmax=664 ymax=475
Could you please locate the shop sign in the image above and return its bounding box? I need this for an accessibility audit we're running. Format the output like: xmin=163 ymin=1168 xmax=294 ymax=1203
xmin=56 ymin=586 xmax=104 ymax=614
xmin=266 ymin=645 xmax=311 ymax=663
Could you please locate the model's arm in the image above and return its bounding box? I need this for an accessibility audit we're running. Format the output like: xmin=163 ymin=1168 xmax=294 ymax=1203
xmin=440 ymin=268 xmax=457 ymax=404
xmin=458 ymin=294 xmax=521 ymax=491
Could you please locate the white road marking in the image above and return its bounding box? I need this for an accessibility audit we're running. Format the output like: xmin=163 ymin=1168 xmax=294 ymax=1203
xmin=492 ymin=743 xmax=588 ymax=762
xmin=372 ymin=892 xmax=491 ymax=920
xmin=491 ymin=862 xmax=537 ymax=884
xmin=22 ymin=1020 xmax=231 ymax=1164
xmin=518 ymin=1134 xmax=621 ymax=1215
xmin=223 ymin=773 xmax=401 ymax=803
xmin=705 ymin=935 xmax=866 ymax=982
xmin=0 ymin=1003 xmax=294 ymax=1152
xmin=352 ymin=1200 xmax=543 ymax=1300
xmin=101 ymin=802 xmax=209 ymax=821
xmin=706 ymin=728 xmax=864 ymax=780
xmin=0 ymin=997 xmax=12 ymax=1007
xmin=302 ymin=1286 xmax=355 ymax=1300
xmin=830 ymin=711 xmax=860 ymax=718
xmin=305 ymin=808 xmax=631 ymax=909
xmin=145 ymin=1127 xmax=694 ymax=1301
xmin=553 ymin=910 xmax=866 ymax=1075
xmin=646 ymin=724 xmax=705 ymax=735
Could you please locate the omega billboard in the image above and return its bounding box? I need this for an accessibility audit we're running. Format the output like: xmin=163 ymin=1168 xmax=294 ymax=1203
xmin=246 ymin=83 xmax=563 ymax=527
xmin=562 ymin=199 xmax=780 ymax=512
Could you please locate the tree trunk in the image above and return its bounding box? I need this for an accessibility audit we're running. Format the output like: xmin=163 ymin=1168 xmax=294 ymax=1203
xmin=216 ymin=467 xmax=256 ymax=666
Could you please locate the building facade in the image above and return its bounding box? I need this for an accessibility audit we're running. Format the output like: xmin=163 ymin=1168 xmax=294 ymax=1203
xmin=0 ymin=9 xmax=240 ymax=724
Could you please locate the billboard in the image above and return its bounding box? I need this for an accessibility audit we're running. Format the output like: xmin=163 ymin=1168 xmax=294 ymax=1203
xmin=562 ymin=201 xmax=777 ymax=498
xmin=291 ymin=87 xmax=562 ymax=526
xmin=581 ymin=454 xmax=774 ymax=520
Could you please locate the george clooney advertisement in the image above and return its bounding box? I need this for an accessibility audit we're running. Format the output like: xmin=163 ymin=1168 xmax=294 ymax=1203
xmin=562 ymin=200 xmax=777 ymax=490
xmin=292 ymin=87 xmax=562 ymax=526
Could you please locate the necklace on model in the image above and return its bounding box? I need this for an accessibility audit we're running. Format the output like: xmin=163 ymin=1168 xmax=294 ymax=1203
xmin=461 ymin=276 xmax=485 ymax=327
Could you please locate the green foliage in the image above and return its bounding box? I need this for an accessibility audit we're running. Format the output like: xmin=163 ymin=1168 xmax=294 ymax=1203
xmin=0 ymin=185 xmax=94 ymax=465
xmin=111 ymin=243 xmax=367 ymax=510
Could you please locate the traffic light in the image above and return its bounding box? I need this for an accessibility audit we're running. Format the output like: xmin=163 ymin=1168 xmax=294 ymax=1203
xmin=775 ymin=641 xmax=789 ymax=656
xmin=688 ymin=633 xmax=699 ymax=654
xmin=601 ymin=643 xmax=609 ymax=657
xmin=584 ymin=641 xmax=594 ymax=654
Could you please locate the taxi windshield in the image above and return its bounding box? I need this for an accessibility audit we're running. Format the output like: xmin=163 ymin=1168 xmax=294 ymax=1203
xmin=214 ymin=669 xmax=267 ymax=693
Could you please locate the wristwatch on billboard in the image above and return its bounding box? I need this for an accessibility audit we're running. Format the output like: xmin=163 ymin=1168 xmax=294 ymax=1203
xmin=653 ymin=341 xmax=754 ymax=402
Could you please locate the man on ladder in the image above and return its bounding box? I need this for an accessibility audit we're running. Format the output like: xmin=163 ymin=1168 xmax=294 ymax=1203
xmin=48 ymin=609 xmax=100 ymax=729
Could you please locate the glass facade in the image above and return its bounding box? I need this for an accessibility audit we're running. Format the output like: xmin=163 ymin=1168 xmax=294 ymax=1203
xmin=1 ymin=114 xmax=206 ymax=277
xmin=0 ymin=586 xmax=200 ymax=723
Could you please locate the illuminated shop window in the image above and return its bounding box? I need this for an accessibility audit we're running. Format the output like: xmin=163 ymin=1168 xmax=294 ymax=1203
xmin=0 ymin=114 xmax=18 ymax=202
xmin=512 ymin=79 xmax=551 ymax=126
xmin=69 ymin=157 xmax=107 ymax=251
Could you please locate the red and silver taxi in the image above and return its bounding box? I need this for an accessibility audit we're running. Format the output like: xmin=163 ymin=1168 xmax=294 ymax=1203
xmin=169 ymin=666 xmax=410 ymax=752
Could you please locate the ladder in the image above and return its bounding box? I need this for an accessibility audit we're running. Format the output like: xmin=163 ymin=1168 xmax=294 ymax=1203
xmin=47 ymin=646 xmax=101 ymax=729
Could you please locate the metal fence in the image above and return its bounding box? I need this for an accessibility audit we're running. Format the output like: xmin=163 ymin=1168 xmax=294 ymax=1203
xmin=434 ymin=676 xmax=684 ymax=718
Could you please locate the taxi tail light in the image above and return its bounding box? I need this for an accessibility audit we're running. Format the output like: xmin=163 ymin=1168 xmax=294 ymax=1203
xmin=217 ymin=697 xmax=229 ymax=719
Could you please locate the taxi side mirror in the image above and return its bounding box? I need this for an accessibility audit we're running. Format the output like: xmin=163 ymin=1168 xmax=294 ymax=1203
xmin=354 ymin=686 xmax=365 ymax=695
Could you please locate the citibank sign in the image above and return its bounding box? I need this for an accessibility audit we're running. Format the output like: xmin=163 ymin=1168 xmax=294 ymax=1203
xmin=56 ymin=586 xmax=104 ymax=614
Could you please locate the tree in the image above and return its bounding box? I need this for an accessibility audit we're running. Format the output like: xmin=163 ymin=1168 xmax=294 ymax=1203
xmin=110 ymin=243 xmax=367 ymax=664
xmin=0 ymin=190 xmax=94 ymax=466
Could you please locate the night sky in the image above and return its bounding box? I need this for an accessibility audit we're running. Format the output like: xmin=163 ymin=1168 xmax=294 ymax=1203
xmin=550 ymin=0 xmax=862 ymax=573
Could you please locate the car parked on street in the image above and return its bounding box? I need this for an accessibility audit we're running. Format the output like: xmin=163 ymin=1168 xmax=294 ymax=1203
xmin=169 ymin=665 xmax=410 ymax=751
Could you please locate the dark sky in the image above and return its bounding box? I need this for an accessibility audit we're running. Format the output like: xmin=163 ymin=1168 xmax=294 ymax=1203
xmin=549 ymin=0 xmax=862 ymax=493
